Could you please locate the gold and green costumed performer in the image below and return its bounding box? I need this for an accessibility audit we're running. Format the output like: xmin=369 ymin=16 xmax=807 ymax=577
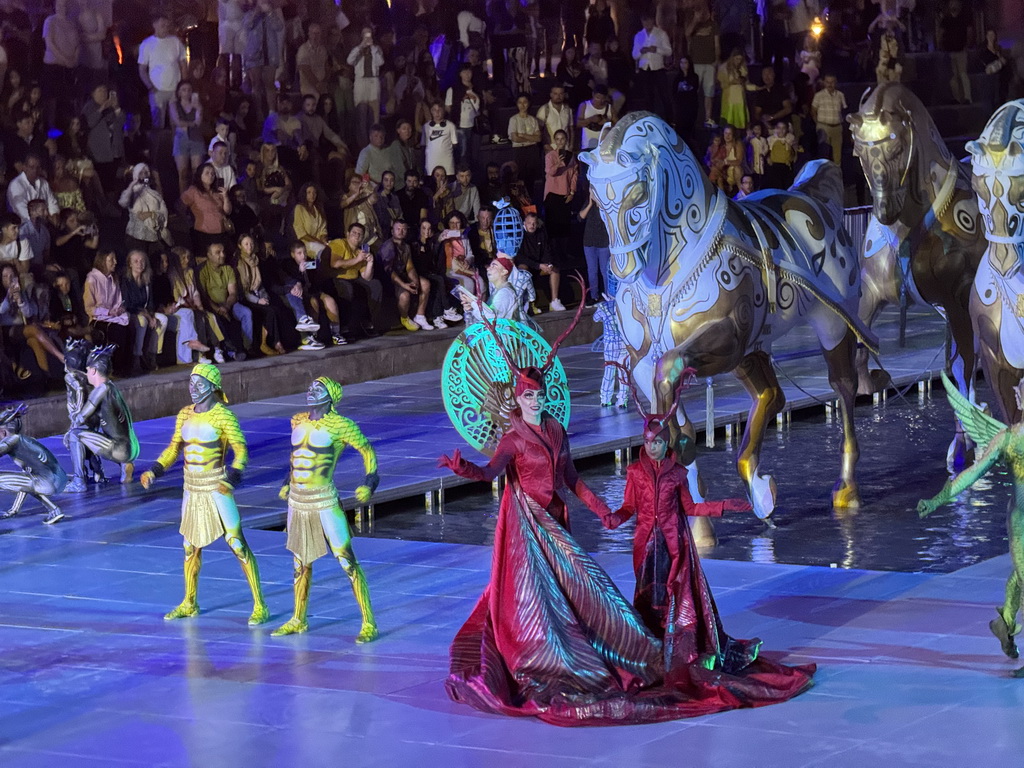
xmin=919 ymin=373 xmax=1024 ymax=675
xmin=141 ymin=363 xmax=269 ymax=626
xmin=273 ymin=376 xmax=380 ymax=641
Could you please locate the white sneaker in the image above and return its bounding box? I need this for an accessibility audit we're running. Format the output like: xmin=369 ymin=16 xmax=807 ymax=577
xmin=414 ymin=314 xmax=433 ymax=331
xmin=197 ymin=354 xmax=212 ymax=364
xmin=299 ymin=336 xmax=325 ymax=351
xmin=295 ymin=315 xmax=320 ymax=332
xmin=432 ymin=316 xmax=448 ymax=329
xmin=549 ymin=299 xmax=566 ymax=312
xmin=331 ymin=335 xmax=348 ymax=346
xmin=213 ymin=348 xmax=226 ymax=364
xmin=443 ymin=308 xmax=463 ymax=323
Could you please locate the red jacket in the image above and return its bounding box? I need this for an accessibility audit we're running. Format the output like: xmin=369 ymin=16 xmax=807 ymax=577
xmin=616 ymin=451 xmax=734 ymax=575
xmin=447 ymin=413 xmax=613 ymax=529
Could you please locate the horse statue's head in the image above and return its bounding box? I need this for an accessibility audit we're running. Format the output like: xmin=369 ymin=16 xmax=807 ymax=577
xmin=967 ymin=99 xmax=1024 ymax=247
xmin=580 ymin=112 xmax=714 ymax=282
xmin=849 ymin=83 xmax=933 ymax=226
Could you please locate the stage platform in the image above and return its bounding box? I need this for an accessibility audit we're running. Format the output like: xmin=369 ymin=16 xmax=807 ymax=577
xmin=5 ymin=304 xmax=1018 ymax=766
xmin=2 ymin=528 xmax=1022 ymax=767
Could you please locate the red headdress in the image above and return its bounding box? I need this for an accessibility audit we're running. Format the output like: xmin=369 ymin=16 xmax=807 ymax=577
xmin=606 ymin=361 xmax=696 ymax=442
xmin=477 ymin=276 xmax=589 ymax=398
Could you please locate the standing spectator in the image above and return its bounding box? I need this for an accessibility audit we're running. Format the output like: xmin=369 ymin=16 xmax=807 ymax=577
xmin=399 ymin=170 xmax=430 ymax=226
xmin=354 ymin=124 xmax=393 ymax=185
xmin=753 ymin=66 xmax=794 ymax=127
xmin=242 ymin=0 xmax=286 ymax=120
xmin=296 ymin=21 xmax=330 ymax=100
xmin=119 ymin=163 xmax=169 ymax=258
xmin=81 ymin=84 xmax=126 ymax=197
xmin=718 ymin=49 xmax=752 ymax=130
xmin=508 ymin=94 xmax=542 ymax=191
xmin=561 ymin=0 xmax=588 ymax=52
xmin=256 ymin=142 xmax=293 ymax=235
xmin=181 ymin=162 xmax=232 ymax=258
xmin=721 ymin=125 xmax=745 ymax=195
xmin=555 ymin=45 xmax=589 ymax=108
xmin=445 ymin=65 xmax=481 ymax=168
xmin=347 ymin=26 xmax=384 ymax=141
xmin=811 ymin=74 xmax=847 ymax=164
xmin=939 ymin=0 xmax=973 ymax=104
xmin=980 ymin=29 xmax=1011 ymax=104
xmin=451 ymin=165 xmax=481 ymax=225
xmin=422 ymin=103 xmax=457 ymax=176
xmin=577 ymin=85 xmax=615 ymax=150
xmin=379 ymin=219 xmax=433 ymax=331
xmin=7 ymin=153 xmax=59 ymax=225
xmin=579 ymin=187 xmax=610 ymax=303
xmin=210 ymin=141 xmax=237 ymax=192
xmin=788 ymin=0 xmax=821 ymax=58
xmin=586 ymin=0 xmax=616 ymax=48
xmin=543 ymin=129 xmax=576 ymax=267
xmin=138 ymin=13 xmax=187 ymax=130
xmin=77 ymin=2 xmax=107 ymax=94
xmin=672 ymin=56 xmax=700 ymax=146
xmin=120 ymin=250 xmax=160 ymax=375
xmin=457 ymin=7 xmax=487 ymax=50
xmin=765 ymin=119 xmax=797 ymax=188
xmin=537 ymin=84 xmax=574 ymax=151
xmin=604 ymin=36 xmax=632 ymax=113
xmin=632 ymin=10 xmax=672 ymax=120
xmin=218 ymin=0 xmax=246 ymax=88
xmin=748 ymin=122 xmax=769 ymax=186
xmin=298 ymin=94 xmax=349 ymax=171
xmin=42 ymin=0 xmax=79 ymax=117
xmin=169 ymin=81 xmax=205 ymax=198
xmin=387 ymin=120 xmax=420 ymax=186
xmin=686 ymin=6 xmax=720 ymax=127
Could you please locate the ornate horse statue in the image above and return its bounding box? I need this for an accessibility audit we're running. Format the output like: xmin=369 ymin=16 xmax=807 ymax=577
xmin=967 ymin=100 xmax=1024 ymax=424
xmin=581 ymin=112 xmax=877 ymax=520
xmin=848 ymin=82 xmax=985 ymax=469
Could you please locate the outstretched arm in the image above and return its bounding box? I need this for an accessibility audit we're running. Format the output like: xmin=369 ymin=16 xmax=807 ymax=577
xmin=438 ymin=433 xmax=516 ymax=483
xmin=564 ymin=452 xmax=614 ymax=524
xmin=918 ymin=431 xmax=1008 ymax=517
xmin=610 ymin=471 xmax=639 ymax=529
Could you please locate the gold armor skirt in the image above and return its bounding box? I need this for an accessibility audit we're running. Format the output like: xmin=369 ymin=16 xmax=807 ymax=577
xmin=180 ymin=468 xmax=236 ymax=549
xmin=286 ymin=485 xmax=342 ymax=564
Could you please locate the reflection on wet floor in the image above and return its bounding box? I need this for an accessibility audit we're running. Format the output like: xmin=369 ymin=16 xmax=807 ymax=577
xmin=362 ymin=390 xmax=1011 ymax=574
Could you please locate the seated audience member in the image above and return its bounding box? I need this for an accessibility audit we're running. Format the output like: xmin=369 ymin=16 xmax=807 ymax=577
xmin=429 ymin=165 xmax=454 ymax=225
xmin=0 ymin=263 xmax=65 ymax=378
xmin=293 ymin=183 xmax=330 ymax=259
xmin=734 ymin=174 xmax=756 ymax=200
xmin=411 ymin=218 xmax=459 ymax=327
xmin=152 ymin=251 xmax=213 ymax=364
xmin=517 ymin=212 xmax=564 ymax=311
xmin=439 ymin=211 xmax=478 ymax=297
xmin=0 ymin=213 xmax=32 ymax=289
xmin=339 ymin=173 xmax=383 ymax=249
xmin=266 ymin=241 xmax=342 ymax=350
xmin=235 ymin=233 xmax=287 ymax=355
xmin=51 ymin=209 xmax=98 ymax=288
xmin=44 ymin=269 xmax=91 ymax=342
xmin=469 ymin=206 xmax=498 ymax=273
xmin=20 ymin=199 xmax=51 ymax=270
xmin=120 ymin=250 xmax=162 ymax=375
xmin=228 ymin=185 xmax=261 ymax=238
xmin=198 ymin=241 xmax=251 ymax=359
xmin=374 ymin=171 xmax=403 ymax=232
xmin=451 ymin=165 xmax=480 ymax=224
xmin=398 ymin=170 xmax=431 ymax=227
xmin=6 ymin=152 xmax=59 ymax=225
xmin=324 ymin=222 xmax=382 ymax=339
xmin=378 ymin=219 xmax=433 ymax=332
xmin=83 ymin=249 xmax=131 ymax=371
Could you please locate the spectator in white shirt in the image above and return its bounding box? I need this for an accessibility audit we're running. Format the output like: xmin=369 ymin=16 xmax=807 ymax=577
xmin=7 ymin=154 xmax=60 ymax=225
xmin=536 ymin=85 xmax=575 ymax=151
xmin=457 ymin=8 xmax=486 ymax=49
xmin=347 ymin=26 xmax=384 ymax=143
xmin=210 ymin=141 xmax=237 ymax=191
xmin=138 ymin=13 xmax=187 ymax=130
xmin=632 ymin=10 xmax=672 ymax=119
xmin=42 ymin=0 xmax=79 ymax=114
xmin=445 ymin=65 xmax=481 ymax=167
xmin=296 ymin=22 xmax=330 ymax=99
xmin=811 ymin=74 xmax=847 ymax=164
xmin=422 ymin=103 xmax=458 ymax=176
xmin=0 ymin=212 xmax=34 ymax=284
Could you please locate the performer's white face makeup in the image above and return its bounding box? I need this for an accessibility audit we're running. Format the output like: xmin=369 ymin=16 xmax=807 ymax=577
xmin=517 ymin=388 xmax=545 ymax=424
xmin=307 ymin=380 xmax=331 ymax=408
xmin=644 ymin=435 xmax=668 ymax=461
xmin=189 ymin=374 xmax=215 ymax=405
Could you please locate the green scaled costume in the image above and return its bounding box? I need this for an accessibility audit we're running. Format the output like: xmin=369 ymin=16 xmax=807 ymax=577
xmin=918 ymin=372 xmax=1024 ymax=673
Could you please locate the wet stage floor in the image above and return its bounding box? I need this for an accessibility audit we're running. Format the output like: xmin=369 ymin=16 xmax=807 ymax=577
xmin=3 ymin=307 xmax=1024 ymax=766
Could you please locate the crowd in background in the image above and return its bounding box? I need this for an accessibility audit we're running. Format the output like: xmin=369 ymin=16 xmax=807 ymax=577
xmin=0 ymin=0 xmax=1016 ymax=393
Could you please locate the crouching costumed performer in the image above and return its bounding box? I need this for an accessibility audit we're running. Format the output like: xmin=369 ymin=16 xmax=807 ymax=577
xmin=65 ymin=344 xmax=140 ymax=491
xmin=919 ymin=374 xmax=1024 ymax=676
xmin=437 ymin=308 xmax=814 ymax=726
xmin=0 ymin=404 xmax=68 ymax=524
xmin=273 ymin=376 xmax=380 ymax=642
xmin=141 ymin=364 xmax=268 ymax=625
xmin=609 ymin=362 xmax=813 ymax=699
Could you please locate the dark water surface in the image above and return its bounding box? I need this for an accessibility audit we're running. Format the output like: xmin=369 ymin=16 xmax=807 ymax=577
xmin=364 ymin=390 xmax=1012 ymax=574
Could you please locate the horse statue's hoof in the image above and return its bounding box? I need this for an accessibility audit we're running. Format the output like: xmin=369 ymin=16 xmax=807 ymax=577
xmin=832 ymin=481 xmax=861 ymax=509
xmin=749 ymin=471 xmax=777 ymax=520
xmin=856 ymin=368 xmax=892 ymax=397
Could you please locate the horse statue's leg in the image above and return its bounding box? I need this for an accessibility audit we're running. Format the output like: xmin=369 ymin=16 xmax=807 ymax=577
xmin=822 ymin=330 xmax=862 ymax=510
xmin=943 ymin=295 xmax=978 ymax=472
xmin=734 ymin=351 xmax=786 ymax=520
xmin=855 ymin=238 xmax=898 ymax=396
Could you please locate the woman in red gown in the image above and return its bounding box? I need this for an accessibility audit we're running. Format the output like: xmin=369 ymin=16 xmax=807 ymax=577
xmin=438 ymin=362 xmax=814 ymax=726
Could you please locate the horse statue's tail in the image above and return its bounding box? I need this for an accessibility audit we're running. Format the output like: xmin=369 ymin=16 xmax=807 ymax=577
xmin=790 ymin=159 xmax=846 ymax=228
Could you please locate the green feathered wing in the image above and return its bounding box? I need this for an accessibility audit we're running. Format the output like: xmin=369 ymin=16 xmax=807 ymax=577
xmin=940 ymin=371 xmax=1006 ymax=451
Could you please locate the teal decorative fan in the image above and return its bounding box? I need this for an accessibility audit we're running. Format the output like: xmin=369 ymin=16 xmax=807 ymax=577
xmin=441 ymin=319 xmax=570 ymax=456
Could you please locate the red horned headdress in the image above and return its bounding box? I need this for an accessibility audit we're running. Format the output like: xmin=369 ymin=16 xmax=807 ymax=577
xmin=606 ymin=360 xmax=696 ymax=441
